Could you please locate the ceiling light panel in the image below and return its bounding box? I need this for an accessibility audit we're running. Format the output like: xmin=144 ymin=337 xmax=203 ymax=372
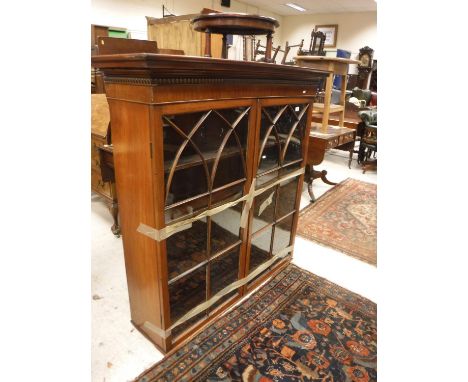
xmin=285 ymin=3 xmax=307 ymax=12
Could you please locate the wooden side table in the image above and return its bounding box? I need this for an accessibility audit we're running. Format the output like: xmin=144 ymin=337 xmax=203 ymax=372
xmin=295 ymin=56 xmax=360 ymax=201
xmin=191 ymin=13 xmax=279 ymax=61
xmin=305 ymin=124 xmax=356 ymax=201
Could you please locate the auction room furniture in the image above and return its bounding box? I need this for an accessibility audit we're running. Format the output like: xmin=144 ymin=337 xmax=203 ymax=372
xmin=91 ymin=24 xmax=128 ymax=93
xmin=91 ymin=94 xmax=119 ymax=235
xmin=297 ymin=30 xmax=326 ymax=57
xmin=146 ymin=12 xmax=223 ymax=58
xmin=357 ymin=109 xmax=377 ymax=173
xmin=281 ymin=39 xmax=304 ymax=65
xmin=91 ymin=39 xmax=184 ymax=236
xmin=295 ymin=56 xmax=360 ymax=201
xmin=253 ymin=38 xmax=282 ymax=63
xmin=92 ymin=52 xmax=326 ymax=352
xmin=357 ymin=46 xmax=374 ymax=89
xmin=191 ymin=13 xmax=279 ymax=61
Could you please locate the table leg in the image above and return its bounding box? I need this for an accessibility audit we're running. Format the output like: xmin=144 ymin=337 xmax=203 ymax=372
xmin=222 ymin=34 xmax=227 ymax=59
xmin=265 ymin=33 xmax=272 ymax=62
xmin=339 ymin=74 xmax=348 ymax=127
xmin=321 ymin=72 xmax=334 ymax=132
xmin=306 ymin=164 xmax=338 ymax=202
xmin=348 ymin=147 xmax=353 ymax=169
xmin=204 ymin=31 xmax=212 ymax=58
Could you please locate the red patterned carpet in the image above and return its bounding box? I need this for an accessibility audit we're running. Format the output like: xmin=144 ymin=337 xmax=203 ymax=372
xmin=135 ymin=264 xmax=377 ymax=382
xmin=297 ymin=178 xmax=377 ymax=266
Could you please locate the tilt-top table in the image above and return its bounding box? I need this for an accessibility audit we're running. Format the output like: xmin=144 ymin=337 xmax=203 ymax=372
xmin=191 ymin=13 xmax=279 ymax=61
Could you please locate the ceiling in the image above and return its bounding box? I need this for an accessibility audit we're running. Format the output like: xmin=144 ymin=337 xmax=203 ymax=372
xmin=240 ymin=0 xmax=377 ymax=16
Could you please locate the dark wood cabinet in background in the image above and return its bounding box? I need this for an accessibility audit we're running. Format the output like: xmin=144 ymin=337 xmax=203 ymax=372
xmin=92 ymin=53 xmax=326 ymax=352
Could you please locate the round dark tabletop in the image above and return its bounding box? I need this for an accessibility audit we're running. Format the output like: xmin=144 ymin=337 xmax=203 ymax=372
xmin=191 ymin=12 xmax=279 ymax=36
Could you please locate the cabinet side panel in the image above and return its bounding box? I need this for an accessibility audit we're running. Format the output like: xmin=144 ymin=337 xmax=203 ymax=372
xmin=107 ymin=99 xmax=163 ymax=346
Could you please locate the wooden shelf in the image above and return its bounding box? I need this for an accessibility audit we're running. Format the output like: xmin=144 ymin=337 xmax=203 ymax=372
xmin=164 ymin=146 xmax=245 ymax=172
xmin=312 ymin=103 xmax=344 ymax=114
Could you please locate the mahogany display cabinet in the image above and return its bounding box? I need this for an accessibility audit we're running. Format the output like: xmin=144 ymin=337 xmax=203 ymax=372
xmin=92 ymin=53 xmax=327 ymax=352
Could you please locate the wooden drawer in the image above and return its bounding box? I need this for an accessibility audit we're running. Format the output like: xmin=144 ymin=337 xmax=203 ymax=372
xmin=92 ymin=136 xmax=106 ymax=170
xmin=91 ymin=168 xmax=111 ymax=199
xmin=339 ymin=132 xmax=355 ymax=145
xmin=327 ymin=137 xmax=340 ymax=149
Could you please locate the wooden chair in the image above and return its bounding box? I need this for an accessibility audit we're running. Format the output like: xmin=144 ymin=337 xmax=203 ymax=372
xmin=281 ymin=39 xmax=304 ymax=65
xmin=254 ymin=39 xmax=281 ymax=63
xmin=298 ymin=31 xmax=326 ymax=56
xmin=357 ymin=109 xmax=377 ymax=173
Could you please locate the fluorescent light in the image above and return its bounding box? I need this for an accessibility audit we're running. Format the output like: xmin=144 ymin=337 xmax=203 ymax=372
xmin=285 ymin=3 xmax=306 ymax=12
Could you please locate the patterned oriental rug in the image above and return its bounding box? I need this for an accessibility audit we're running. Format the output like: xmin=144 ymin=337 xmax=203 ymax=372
xmin=297 ymin=178 xmax=377 ymax=266
xmin=135 ymin=264 xmax=377 ymax=382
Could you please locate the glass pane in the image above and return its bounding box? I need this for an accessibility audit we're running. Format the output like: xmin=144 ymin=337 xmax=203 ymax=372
xmin=276 ymin=176 xmax=299 ymax=219
xmin=169 ymin=266 xmax=206 ymax=322
xmin=165 ymin=194 xmax=209 ymax=224
xmin=249 ymin=226 xmax=273 ymax=274
xmin=172 ymin=310 xmax=208 ymax=339
xmin=258 ymin=134 xmax=281 ymax=174
xmin=251 ymin=188 xmax=277 ymax=234
xmin=275 ymin=105 xmax=297 ymax=160
xmin=166 ymin=218 xmax=208 ymax=281
xmin=210 ymin=183 xmax=244 ymax=209
xmin=212 ymin=136 xmax=246 ymax=189
xmin=256 ymin=169 xmax=279 ymax=188
xmin=163 ymin=113 xmax=209 ymax=206
xmin=280 ymin=160 xmax=302 ymax=177
xmin=281 ymin=105 xmax=308 ymax=164
xmin=272 ymin=214 xmax=294 ymax=255
xmin=210 ymin=246 xmax=240 ymax=297
xmin=192 ymin=111 xmax=232 ymax=157
xmin=210 ymin=207 xmax=241 ymax=255
xmin=167 ymin=163 xmax=209 ymax=206
xmin=162 ymin=106 xmax=250 ymax=209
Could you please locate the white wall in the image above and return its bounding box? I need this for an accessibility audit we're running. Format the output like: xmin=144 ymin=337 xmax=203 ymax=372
xmin=91 ymin=0 xmax=283 ymax=48
xmin=281 ymin=11 xmax=377 ymax=72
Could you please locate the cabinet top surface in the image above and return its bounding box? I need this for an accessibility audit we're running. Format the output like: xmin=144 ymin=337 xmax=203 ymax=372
xmin=91 ymin=53 xmax=328 ymax=82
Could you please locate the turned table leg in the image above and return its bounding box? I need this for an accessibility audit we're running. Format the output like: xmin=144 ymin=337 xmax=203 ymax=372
xmin=204 ymin=30 xmax=212 ymax=57
xmin=265 ymin=33 xmax=273 ymax=62
xmin=222 ymin=34 xmax=227 ymax=59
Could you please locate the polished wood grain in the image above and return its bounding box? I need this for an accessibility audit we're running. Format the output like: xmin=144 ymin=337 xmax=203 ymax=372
xmin=93 ymin=53 xmax=326 ymax=352
xmin=96 ymin=36 xmax=158 ymax=55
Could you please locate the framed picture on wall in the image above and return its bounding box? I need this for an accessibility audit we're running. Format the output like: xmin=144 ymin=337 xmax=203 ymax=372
xmin=315 ymin=25 xmax=338 ymax=48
